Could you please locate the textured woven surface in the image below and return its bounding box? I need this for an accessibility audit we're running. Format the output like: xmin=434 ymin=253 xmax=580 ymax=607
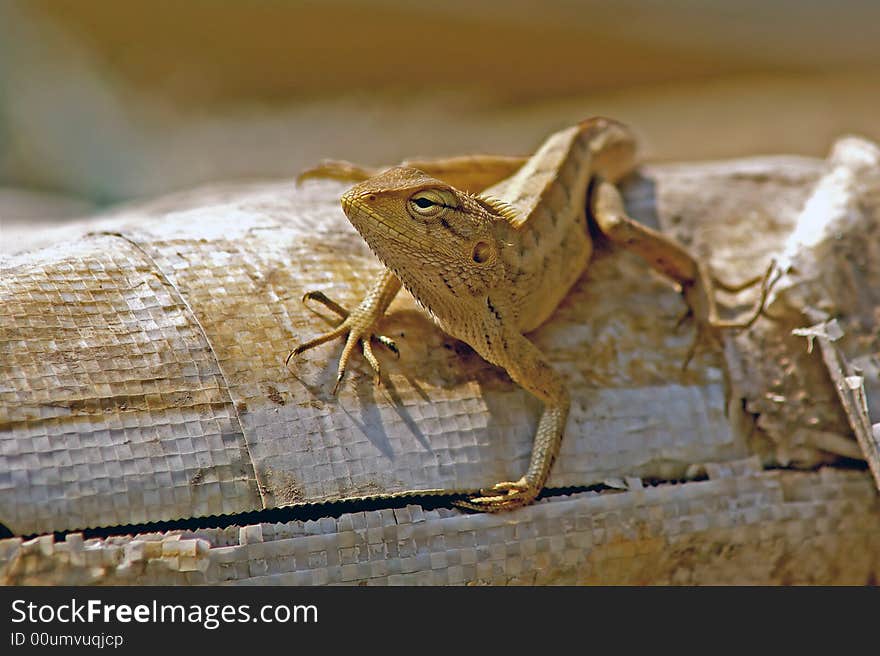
xmin=0 ymin=237 xmax=261 ymax=533
xmin=121 ymin=187 xmax=742 ymax=508
xmin=4 ymin=147 xmax=873 ymax=538
xmin=3 ymin=464 xmax=878 ymax=585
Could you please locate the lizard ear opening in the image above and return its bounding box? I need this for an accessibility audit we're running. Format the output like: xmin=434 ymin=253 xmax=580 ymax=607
xmin=472 ymin=241 xmax=492 ymax=264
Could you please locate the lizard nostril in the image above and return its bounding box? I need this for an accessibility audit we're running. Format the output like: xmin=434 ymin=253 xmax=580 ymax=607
xmin=368 ymin=194 xmax=377 ymax=202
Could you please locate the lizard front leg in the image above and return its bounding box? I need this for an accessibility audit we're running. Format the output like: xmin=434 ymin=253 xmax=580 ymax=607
xmin=455 ymin=333 xmax=570 ymax=512
xmin=288 ymin=269 xmax=401 ymax=393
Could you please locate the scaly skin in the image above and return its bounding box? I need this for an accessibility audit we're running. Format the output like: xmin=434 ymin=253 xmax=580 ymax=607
xmin=290 ymin=117 xmax=776 ymax=511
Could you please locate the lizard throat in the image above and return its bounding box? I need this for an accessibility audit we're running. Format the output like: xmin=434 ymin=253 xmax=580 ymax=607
xmin=344 ymin=200 xmax=454 ymax=315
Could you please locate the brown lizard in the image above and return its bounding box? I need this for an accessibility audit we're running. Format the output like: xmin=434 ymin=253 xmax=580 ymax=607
xmin=290 ymin=117 xmax=775 ymax=511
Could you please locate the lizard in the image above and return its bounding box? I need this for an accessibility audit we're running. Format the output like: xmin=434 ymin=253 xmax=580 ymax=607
xmin=289 ymin=117 xmax=776 ymax=512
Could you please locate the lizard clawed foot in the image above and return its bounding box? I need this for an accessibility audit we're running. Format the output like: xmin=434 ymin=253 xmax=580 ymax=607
xmin=286 ymin=290 xmax=398 ymax=394
xmin=453 ymin=477 xmax=539 ymax=512
xmin=678 ymin=259 xmax=780 ymax=370
xmin=703 ymin=258 xmax=781 ymax=330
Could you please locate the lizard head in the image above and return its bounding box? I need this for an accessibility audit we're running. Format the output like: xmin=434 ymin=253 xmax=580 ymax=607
xmin=340 ymin=167 xmax=506 ymax=303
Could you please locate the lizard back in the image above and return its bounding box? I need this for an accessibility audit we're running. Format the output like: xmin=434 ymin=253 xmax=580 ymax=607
xmin=485 ymin=118 xmax=637 ymax=333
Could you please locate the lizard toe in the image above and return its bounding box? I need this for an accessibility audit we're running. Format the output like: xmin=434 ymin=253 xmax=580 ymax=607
xmin=455 ymin=479 xmax=539 ymax=512
xmin=482 ymin=477 xmax=529 ymax=494
xmin=301 ymin=290 xmax=350 ymax=319
xmin=374 ymin=334 xmax=399 ymax=357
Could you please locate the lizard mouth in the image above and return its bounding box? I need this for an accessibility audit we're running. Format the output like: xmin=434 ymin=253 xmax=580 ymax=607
xmin=340 ymin=189 xmax=356 ymax=215
xmin=340 ymin=193 xmax=409 ymax=247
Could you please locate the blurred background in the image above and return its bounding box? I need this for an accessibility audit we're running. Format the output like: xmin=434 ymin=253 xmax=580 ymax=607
xmin=1 ymin=0 xmax=878 ymax=245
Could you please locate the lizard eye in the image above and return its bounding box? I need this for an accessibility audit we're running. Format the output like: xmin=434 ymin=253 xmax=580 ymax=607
xmin=408 ymin=188 xmax=456 ymax=219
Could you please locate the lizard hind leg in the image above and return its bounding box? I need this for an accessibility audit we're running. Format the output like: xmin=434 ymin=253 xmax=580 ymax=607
xmin=698 ymin=258 xmax=781 ymax=330
xmin=590 ymin=180 xmax=780 ymax=367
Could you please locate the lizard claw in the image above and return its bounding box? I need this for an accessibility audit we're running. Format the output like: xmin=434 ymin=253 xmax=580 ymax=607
xmin=302 ymin=290 xmax=349 ymax=318
xmin=453 ymin=477 xmax=539 ymax=512
xmin=375 ymin=335 xmax=399 ymax=358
